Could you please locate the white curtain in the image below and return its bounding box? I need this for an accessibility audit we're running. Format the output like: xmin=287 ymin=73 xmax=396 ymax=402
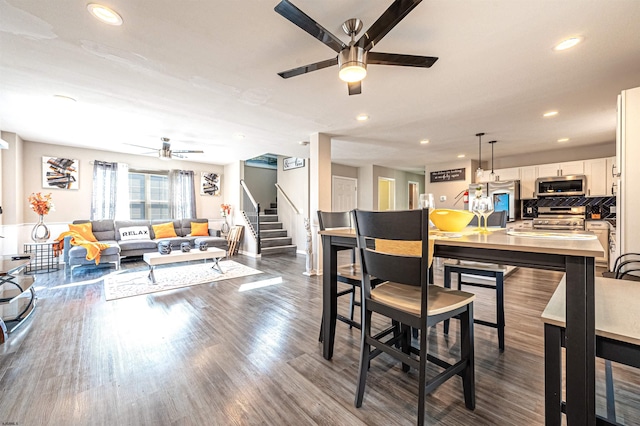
xmin=91 ymin=161 xmax=130 ymax=220
xmin=169 ymin=170 xmax=196 ymax=219
xmin=115 ymin=163 xmax=130 ymax=220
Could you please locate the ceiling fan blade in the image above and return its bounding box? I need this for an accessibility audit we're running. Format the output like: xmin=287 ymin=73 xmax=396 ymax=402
xmin=172 ymin=150 xmax=205 ymax=154
xmin=278 ymin=57 xmax=338 ymax=79
xmin=125 ymin=143 xmax=156 ymax=150
xmin=368 ymin=52 xmax=438 ymax=68
xmin=274 ymin=0 xmax=346 ymax=53
xmin=348 ymin=81 xmax=362 ymax=96
xmin=357 ymin=0 xmax=423 ymax=51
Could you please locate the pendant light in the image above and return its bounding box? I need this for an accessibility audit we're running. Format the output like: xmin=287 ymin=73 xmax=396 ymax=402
xmin=488 ymin=140 xmax=497 ymax=181
xmin=475 ymin=132 xmax=485 ymax=180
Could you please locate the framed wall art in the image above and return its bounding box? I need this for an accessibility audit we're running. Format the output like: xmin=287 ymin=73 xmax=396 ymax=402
xmin=201 ymin=172 xmax=221 ymax=196
xmin=283 ymin=157 xmax=305 ymax=171
xmin=42 ymin=156 xmax=79 ymax=190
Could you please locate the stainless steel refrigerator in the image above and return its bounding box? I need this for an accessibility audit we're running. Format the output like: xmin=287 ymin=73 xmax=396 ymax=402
xmin=468 ymin=181 xmax=520 ymax=222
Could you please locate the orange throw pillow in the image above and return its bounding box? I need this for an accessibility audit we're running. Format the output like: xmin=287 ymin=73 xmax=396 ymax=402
xmin=69 ymin=222 xmax=97 ymax=242
xmin=190 ymin=222 xmax=209 ymax=237
xmin=153 ymin=222 xmax=177 ymax=239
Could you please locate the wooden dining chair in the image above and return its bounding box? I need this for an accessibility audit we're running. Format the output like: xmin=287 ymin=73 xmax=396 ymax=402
xmin=317 ymin=211 xmax=383 ymax=341
xmin=442 ymin=210 xmax=509 ymax=350
xmin=353 ymin=208 xmax=476 ymax=426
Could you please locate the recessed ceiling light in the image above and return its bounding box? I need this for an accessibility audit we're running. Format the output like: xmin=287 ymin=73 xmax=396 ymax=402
xmin=420 ymin=139 xmax=430 ymax=145
xmin=557 ymin=138 xmax=570 ymax=143
xmin=457 ymin=154 xmax=465 ymax=158
xmin=87 ymin=3 xmax=123 ymax=26
xmin=543 ymin=111 xmax=558 ymax=117
xmin=356 ymin=114 xmax=369 ymax=121
xmin=554 ymin=36 xmax=583 ymax=51
xmin=53 ymin=94 xmax=77 ymax=103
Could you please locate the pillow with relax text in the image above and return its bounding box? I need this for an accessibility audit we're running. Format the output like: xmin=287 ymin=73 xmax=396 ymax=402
xmin=190 ymin=222 xmax=209 ymax=237
xmin=152 ymin=222 xmax=177 ymax=239
xmin=119 ymin=226 xmax=151 ymax=241
xmin=69 ymin=222 xmax=98 ymax=242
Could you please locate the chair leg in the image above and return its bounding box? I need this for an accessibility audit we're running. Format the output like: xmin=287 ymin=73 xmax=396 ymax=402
xmin=460 ymin=303 xmax=475 ymax=410
xmin=496 ymin=273 xmax=505 ymax=351
xmin=417 ymin=321 xmax=428 ymax=426
xmin=401 ymin=324 xmax=411 ymax=373
xmin=349 ymin=287 xmax=356 ymax=329
xmin=355 ymin=310 xmax=373 ymax=408
xmin=605 ymin=360 xmax=617 ymax=423
xmin=318 ymin=310 xmax=324 ymax=343
xmin=443 ymin=267 xmax=452 ymax=335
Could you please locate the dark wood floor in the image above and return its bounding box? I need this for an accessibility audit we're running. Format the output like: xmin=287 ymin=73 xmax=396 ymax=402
xmin=1 ymin=254 xmax=639 ymax=425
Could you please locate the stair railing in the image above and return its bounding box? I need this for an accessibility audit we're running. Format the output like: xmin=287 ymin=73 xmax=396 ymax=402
xmin=240 ymin=179 xmax=261 ymax=254
xmin=275 ymin=183 xmax=302 ymax=215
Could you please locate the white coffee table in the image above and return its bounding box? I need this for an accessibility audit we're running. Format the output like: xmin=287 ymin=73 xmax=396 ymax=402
xmin=142 ymin=247 xmax=226 ymax=284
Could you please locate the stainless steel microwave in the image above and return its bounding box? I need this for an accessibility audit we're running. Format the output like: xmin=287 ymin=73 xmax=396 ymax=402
xmin=535 ymin=175 xmax=586 ymax=197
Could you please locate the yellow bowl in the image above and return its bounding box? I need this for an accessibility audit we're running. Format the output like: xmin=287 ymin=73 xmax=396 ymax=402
xmin=429 ymin=209 xmax=475 ymax=232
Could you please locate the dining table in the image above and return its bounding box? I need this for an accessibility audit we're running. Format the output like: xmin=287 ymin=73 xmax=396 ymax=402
xmin=319 ymin=226 xmax=604 ymax=425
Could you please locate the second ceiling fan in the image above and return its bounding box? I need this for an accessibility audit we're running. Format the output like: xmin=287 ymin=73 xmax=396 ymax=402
xmin=274 ymin=0 xmax=438 ymax=95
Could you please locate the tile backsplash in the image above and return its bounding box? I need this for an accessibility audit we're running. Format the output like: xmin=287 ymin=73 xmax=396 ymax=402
xmin=521 ymin=196 xmax=616 ymax=219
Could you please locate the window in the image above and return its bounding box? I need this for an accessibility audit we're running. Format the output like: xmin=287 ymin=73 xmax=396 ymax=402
xmin=129 ymin=171 xmax=169 ymax=219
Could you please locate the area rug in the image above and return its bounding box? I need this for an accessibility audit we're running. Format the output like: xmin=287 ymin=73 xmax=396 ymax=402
xmin=104 ymin=260 xmax=263 ymax=300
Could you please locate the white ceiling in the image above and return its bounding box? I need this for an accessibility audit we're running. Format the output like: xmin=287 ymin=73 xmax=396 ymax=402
xmin=1 ymin=0 xmax=639 ymax=173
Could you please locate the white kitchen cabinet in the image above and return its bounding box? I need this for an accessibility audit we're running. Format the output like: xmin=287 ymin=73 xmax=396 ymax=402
xmin=583 ymin=158 xmax=607 ymax=196
xmin=537 ymin=161 xmax=584 ymax=177
xmin=606 ymin=156 xmax=617 ymax=196
xmin=494 ymin=167 xmax=520 ymax=182
xmin=520 ymin=166 xmax=537 ymax=199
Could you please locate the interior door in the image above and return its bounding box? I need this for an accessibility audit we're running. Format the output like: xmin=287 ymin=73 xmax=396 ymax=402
xmin=408 ymin=181 xmax=419 ymax=209
xmin=378 ymin=178 xmax=396 ymax=211
xmin=332 ymin=176 xmax=357 ymax=212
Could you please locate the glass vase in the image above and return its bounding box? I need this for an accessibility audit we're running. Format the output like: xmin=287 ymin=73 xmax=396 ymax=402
xmin=221 ymin=217 xmax=230 ymax=236
xmin=31 ymin=214 xmax=50 ymax=243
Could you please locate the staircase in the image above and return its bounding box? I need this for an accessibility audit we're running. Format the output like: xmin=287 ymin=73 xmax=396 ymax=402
xmin=260 ymin=203 xmax=297 ymax=256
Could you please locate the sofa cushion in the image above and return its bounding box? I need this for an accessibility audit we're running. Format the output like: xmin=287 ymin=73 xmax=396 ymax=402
xmin=73 ymin=219 xmax=116 ymax=241
xmin=194 ymin=236 xmax=228 ymax=250
xmin=190 ymin=221 xmax=209 ymax=237
xmin=152 ymin=222 xmax=177 ymax=239
xmin=118 ymin=239 xmax=157 ymax=252
xmin=119 ymin=226 xmax=151 ymax=241
xmin=179 ymin=218 xmax=208 ymax=237
xmin=68 ymin=240 xmax=120 ymax=258
xmin=69 ymin=222 xmax=97 ymax=242
xmin=115 ymin=220 xmax=151 ymax=239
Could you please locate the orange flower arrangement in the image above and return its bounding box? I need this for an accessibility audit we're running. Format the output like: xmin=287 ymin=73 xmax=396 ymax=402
xmin=28 ymin=192 xmax=54 ymax=215
xmin=220 ymin=203 xmax=231 ymax=217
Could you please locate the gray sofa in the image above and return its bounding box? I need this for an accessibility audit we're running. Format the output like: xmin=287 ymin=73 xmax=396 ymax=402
xmin=63 ymin=218 xmax=227 ymax=271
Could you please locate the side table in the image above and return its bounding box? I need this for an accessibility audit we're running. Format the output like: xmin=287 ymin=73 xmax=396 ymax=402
xmin=23 ymin=241 xmax=60 ymax=274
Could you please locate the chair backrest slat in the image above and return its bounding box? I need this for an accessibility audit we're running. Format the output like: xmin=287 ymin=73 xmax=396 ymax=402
xmin=354 ymin=209 xmax=430 ymax=289
xmin=317 ymin=211 xmax=351 ymax=230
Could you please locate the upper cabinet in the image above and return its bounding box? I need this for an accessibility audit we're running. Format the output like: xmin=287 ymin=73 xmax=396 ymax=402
xmin=493 ymin=167 xmax=520 ymax=182
xmin=520 ymin=166 xmax=537 ymax=199
xmin=537 ymin=161 xmax=584 ymax=177
xmin=583 ymin=158 xmax=607 ymax=196
xmin=606 ymin=156 xmax=617 ymax=196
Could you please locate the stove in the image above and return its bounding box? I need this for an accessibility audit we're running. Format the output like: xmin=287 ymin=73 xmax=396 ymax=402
xmin=532 ymin=206 xmax=586 ymax=230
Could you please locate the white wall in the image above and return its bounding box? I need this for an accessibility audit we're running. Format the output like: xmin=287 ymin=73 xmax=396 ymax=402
xmin=332 ymin=163 xmax=358 ymax=179
xmin=277 ymin=156 xmax=309 ymax=254
xmin=425 ymin=159 xmax=474 ymax=209
xmin=243 ymin=165 xmax=277 ymax=210
xmin=357 ymin=165 xmax=374 ymax=210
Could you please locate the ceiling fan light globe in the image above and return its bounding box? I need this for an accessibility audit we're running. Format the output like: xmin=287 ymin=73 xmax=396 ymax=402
xmin=338 ymin=46 xmax=367 ymax=82
xmin=339 ymin=65 xmax=367 ymax=82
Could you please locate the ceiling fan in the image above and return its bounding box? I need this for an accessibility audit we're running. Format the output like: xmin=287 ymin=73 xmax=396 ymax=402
xmin=127 ymin=137 xmax=204 ymax=160
xmin=274 ymin=0 xmax=438 ymax=95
